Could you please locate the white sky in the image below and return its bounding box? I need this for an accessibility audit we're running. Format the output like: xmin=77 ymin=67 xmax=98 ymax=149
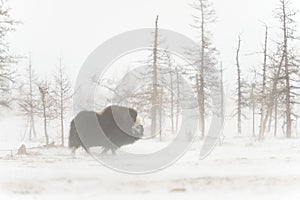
xmin=7 ymin=0 xmax=300 ymax=88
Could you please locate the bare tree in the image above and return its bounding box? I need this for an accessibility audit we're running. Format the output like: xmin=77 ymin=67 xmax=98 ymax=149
xmin=263 ymin=52 xmax=284 ymax=137
xmin=131 ymin=15 xmax=170 ymax=138
xmin=175 ymin=66 xmax=181 ymax=133
xmin=159 ymin=86 xmax=163 ymax=141
xmin=38 ymin=81 xmax=57 ymax=146
xmin=151 ymin=15 xmax=159 ymax=136
xmin=232 ymin=35 xmax=251 ymax=135
xmin=163 ymin=50 xmax=185 ymax=136
xmin=251 ymin=83 xmax=256 ymax=137
xmin=275 ymin=0 xmax=300 ymax=138
xmin=53 ymin=56 xmax=72 ymax=146
xmin=18 ymin=54 xmax=39 ymax=140
xmin=220 ymin=63 xmax=224 ymax=127
xmin=0 ymin=2 xmax=18 ymax=108
xmin=258 ymin=26 xmax=269 ymax=140
xmin=281 ymin=0 xmax=291 ymax=138
xmin=190 ymin=0 xmax=218 ymax=138
xmin=218 ymin=62 xmax=225 ymax=144
xmin=165 ymin=51 xmax=175 ymax=135
xmin=235 ymin=35 xmax=242 ymax=135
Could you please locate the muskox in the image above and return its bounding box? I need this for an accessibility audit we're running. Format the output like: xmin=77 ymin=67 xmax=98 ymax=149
xmin=69 ymin=105 xmax=144 ymax=154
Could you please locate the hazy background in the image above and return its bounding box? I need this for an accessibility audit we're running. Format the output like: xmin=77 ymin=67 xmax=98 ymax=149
xmin=7 ymin=0 xmax=300 ymax=86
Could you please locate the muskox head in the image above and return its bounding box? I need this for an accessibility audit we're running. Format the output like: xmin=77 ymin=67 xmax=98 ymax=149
xmin=132 ymin=123 xmax=144 ymax=138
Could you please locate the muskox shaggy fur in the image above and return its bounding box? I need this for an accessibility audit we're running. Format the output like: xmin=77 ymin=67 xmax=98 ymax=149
xmin=69 ymin=105 xmax=143 ymax=154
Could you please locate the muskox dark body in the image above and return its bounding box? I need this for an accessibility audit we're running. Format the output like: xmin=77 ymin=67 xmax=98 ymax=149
xmin=69 ymin=105 xmax=143 ymax=154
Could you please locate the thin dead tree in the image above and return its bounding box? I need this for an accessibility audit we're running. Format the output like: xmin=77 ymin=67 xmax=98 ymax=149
xmin=165 ymin=51 xmax=175 ymax=135
xmin=38 ymin=81 xmax=56 ymax=146
xmin=275 ymin=0 xmax=300 ymax=138
xmin=163 ymin=50 xmax=184 ymax=136
xmin=159 ymin=86 xmax=163 ymax=141
xmin=0 ymin=2 xmax=18 ymax=108
xmin=236 ymin=35 xmax=242 ymax=135
xmin=151 ymin=15 xmax=159 ymax=136
xmin=220 ymin=63 xmax=224 ymax=127
xmin=19 ymin=54 xmax=39 ymax=140
xmin=263 ymin=53 xmax=284 ymax=137
xmin=218 ymin=62 xmax=225 ymax=145
xmin=258 ymin=26 xmax=269 ymax=140
xmin=281 ymin=0 xmax=292 ymax=138
xmin=169 ymin=67 xmax=175 ymax=135
xmin=190 ymin=0 xmax=218 ymax=139
xmin=251 ymin=83 xmax=256 ymax=137
xmin=175 ymin=66 xmax=181 ymax=133
xmin=53 ymin=56 xmax=72 ymax=146
xmin=28 ymin=56 xmax=36 ymax=139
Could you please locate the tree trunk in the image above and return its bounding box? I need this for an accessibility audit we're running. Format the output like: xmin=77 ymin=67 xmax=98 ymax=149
xmin=169 ymin=67 xmax=174 ymax=135
xmin=263 ymin=55 xmax=284 ymax=135
xmin=28 ymin=55 xmax=37 ymax=140
xmin=236 ymin=36 xmax=242 ymax=135
xmin=199 ymin=76 xmax=205 ymax=139
xmin=175 ymin=67 xmax=180 ymax=133
xmin=41 ymin=93 xmax=49 ymax=146
xmin=259 ymin=26 xmax=268 ymax=140
xmin=251 ymin=84 xmax=256 ymax=137
xmin=220 ymin=62 xmax=224 ymax=131
xmin=199 ymin=1 xmax=206 ymax=139
xmin=196 ymin=75 xmax=205 ymax=139
xmin=59 ymin=58 xmax=65 ymax=146
xmin=159 ymin=87 xmax=163 ymax=141
xmin=282 ymin=0 xmax=292 ymax=138
xmin=274 ymin=93 xmax=278 ymax=137
xmin=151 ymin=15 xmax=159 ymax=136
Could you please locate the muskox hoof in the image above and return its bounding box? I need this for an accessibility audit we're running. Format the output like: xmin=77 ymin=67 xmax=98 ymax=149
xmin=100 ymin=148 xmax=117 ymax=156
xmin=111 ymin=149 xmax=117 ymax=156
xmin=100 ymin=148 xmax=109 ymax=155
xmin=71 ymin=147 xmax=77 ymax=156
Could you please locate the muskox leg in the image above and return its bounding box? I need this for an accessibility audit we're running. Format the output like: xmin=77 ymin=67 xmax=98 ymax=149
xmin=111 ymin=148 xmax=117 ymax=155
xmin=71 ymin=147 xmax=77 ymax=156
xmin=69 ymin=120 xmax=81 ymax=157
xmin=100 ymin=148 xmax=109 ymax=155
xmin=81 ymin=145 xmax=90 ymax=156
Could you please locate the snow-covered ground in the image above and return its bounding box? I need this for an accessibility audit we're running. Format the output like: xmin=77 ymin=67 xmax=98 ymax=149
xmin=1 ymin=136 xmax=300 ymax=200
xmin=1 ymin=114 xmax=300 ymax=199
